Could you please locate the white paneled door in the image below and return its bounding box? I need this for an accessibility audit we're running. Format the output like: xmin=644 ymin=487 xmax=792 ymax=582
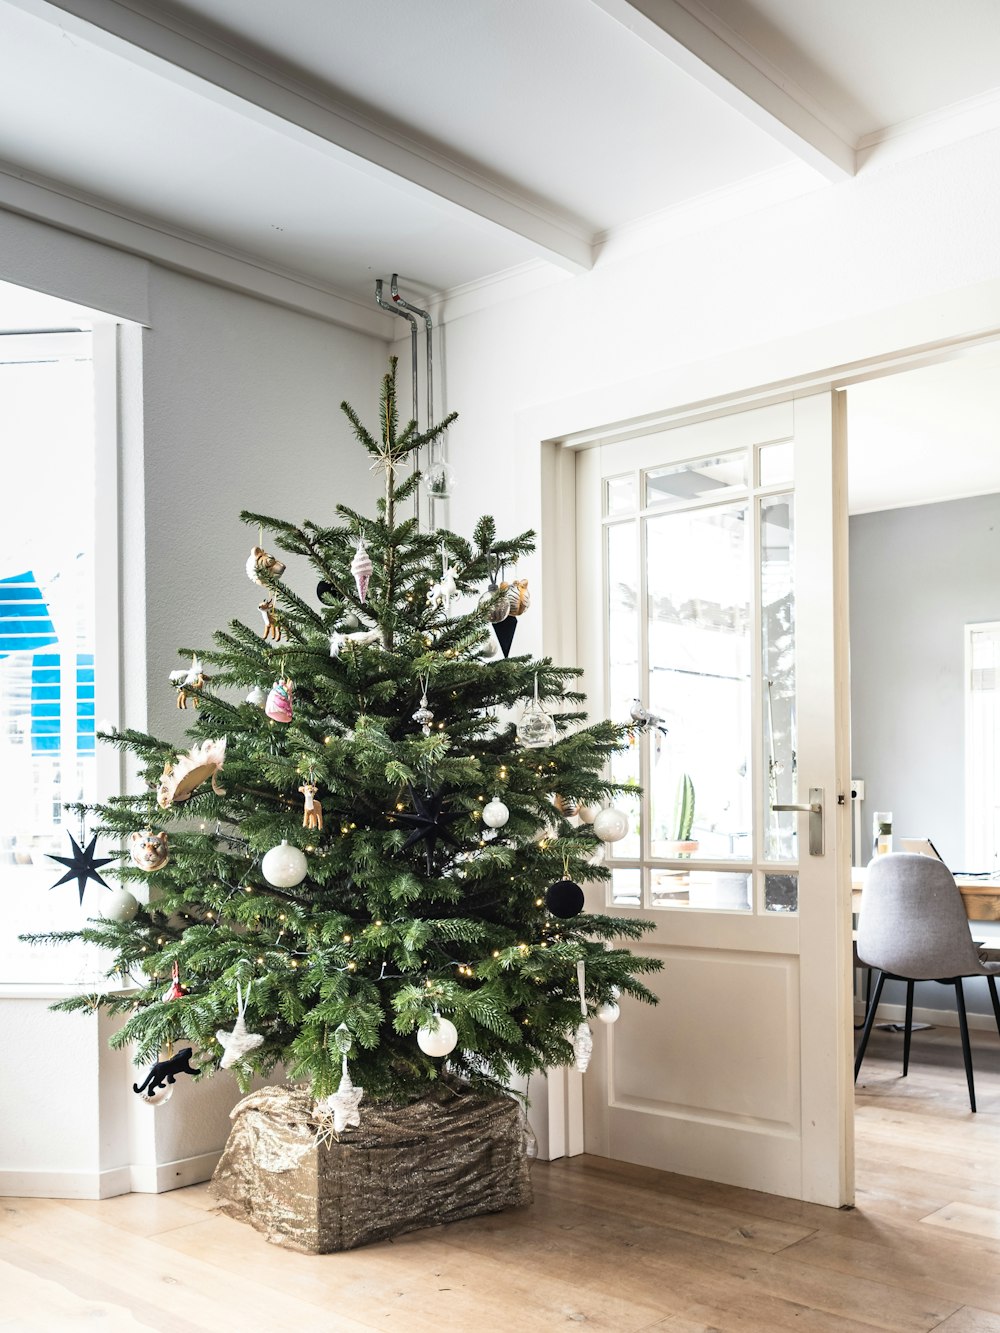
xmin=575 ymin=393 xmax=853 ymax=1207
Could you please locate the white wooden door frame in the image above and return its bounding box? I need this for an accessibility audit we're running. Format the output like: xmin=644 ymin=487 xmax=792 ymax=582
xmin=531 ymin=326 xmax=1000 ymax=1195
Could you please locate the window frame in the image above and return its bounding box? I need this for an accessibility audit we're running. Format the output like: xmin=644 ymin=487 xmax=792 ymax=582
xmin=0 ymin=320 xmax=123 ymax=986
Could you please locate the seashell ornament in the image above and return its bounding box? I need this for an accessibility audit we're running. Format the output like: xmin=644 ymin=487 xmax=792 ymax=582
xmin=246 ymin=546 xmax=286 ymax=586
xmin=351 ymin=540 xmax=373 ymax=603
xmin=265 ymin=678 xmax=293 ymax=724
xmin=157 ymin=738 xmax=227 ymax=810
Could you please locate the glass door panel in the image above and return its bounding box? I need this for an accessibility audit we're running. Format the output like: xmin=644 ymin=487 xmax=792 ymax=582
xmin=647 ymin=503 xmax=751 ymax=862
xmin=760 ymin=492 xmax=797 ymax=867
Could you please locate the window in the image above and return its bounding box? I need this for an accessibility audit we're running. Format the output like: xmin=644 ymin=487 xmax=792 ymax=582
xmin=0 ymin=327 xmax=108 ymax=984
xmin=594 ymin=422 xmax=799 ymax=913
xmin=965 ymin=621 xmax=1000 ymax=872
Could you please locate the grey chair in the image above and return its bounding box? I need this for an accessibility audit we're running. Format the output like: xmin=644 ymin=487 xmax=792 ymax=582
xmin=854 ymin=852 xmax=1000 ymax=1111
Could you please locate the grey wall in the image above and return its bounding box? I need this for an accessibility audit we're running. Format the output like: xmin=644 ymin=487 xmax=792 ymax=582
xmin=850 ymin=492 xmax=1000 ymax=1014
xmin=139 ymin=264 xmax=386 ymax=747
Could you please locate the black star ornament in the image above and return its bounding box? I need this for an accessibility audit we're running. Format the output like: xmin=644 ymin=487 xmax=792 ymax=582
xmin=48 ymin=832 xmax=114 ymax=905
xmin=394 ymin=785 xmax=464 ymax=873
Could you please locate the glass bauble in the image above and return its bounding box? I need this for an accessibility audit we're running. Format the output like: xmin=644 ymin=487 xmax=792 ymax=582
xmin=597 ymin=1002 xmax=621 ymax=1024
xmin=517 ymin=707 xmax=557 ymax=749
xmin=416 ymin=1015 xmax=458 ymax=1058
xmin=424 ymin=458 xmax=456 ymax=499
xmin=593 ymin=807 xmax=629 ymax=842
xmin=140 ymin=1082 xmax=174 ymax=1107
xmin=262 ymin=839 xmax=308 ymax=888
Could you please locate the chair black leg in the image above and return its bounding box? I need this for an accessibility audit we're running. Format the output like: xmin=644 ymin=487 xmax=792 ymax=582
xmin=954 ymin=980 xmax=976 ymax=1113
xmin=902 ymin=981 xmax=915 ymax=1077
xmin=987 ymin=974 xmax=1000 ymax=1041
xmin=855 ymin=970 xmax=886 ymax=1082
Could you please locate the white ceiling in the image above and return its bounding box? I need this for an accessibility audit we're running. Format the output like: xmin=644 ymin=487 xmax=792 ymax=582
xmin=694 ymin=0 xmax=1000 ymax=140
xmin=2 ymin=0 xmax=1000 ymax=513
xmin=0 ymin=0 xmax=997 ymax=326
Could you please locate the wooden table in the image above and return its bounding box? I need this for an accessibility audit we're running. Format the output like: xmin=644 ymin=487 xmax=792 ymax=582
xmin=851 ymin=868 xmax=1000 ymax=922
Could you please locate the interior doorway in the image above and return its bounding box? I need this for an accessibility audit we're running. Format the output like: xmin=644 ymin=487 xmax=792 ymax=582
xmin=845 ymin=346 xmax=1000 ymax=1123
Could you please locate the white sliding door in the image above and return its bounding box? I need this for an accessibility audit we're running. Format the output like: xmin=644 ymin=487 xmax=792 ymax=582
xmin=576 ymin=393 xmax=853 ymax=1206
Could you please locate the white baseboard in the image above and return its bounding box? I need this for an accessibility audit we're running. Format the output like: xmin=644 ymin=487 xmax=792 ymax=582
xmin=0 ymin=1150 xmax=221 ymax=1200
xmin=0 ymin=1165 xmax=131 ymax=1200
xmin=854 ymin=999 xmax=1000 ymax=1033
xmin=129 ymin=1150 xmax=221 ymax=1194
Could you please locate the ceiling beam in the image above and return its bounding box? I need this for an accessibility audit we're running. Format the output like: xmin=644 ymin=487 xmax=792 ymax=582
xmin=590 ymin=0 xmax=856 ymax=181
xmin=5 ymin=0 xmax=594 ymax=273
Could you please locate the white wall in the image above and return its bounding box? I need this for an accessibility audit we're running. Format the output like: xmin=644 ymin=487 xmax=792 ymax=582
xmin=436 ymin=128 xmax=1000 ymax=562
xmin=0 ymin=209 xmax=388 ymax=1197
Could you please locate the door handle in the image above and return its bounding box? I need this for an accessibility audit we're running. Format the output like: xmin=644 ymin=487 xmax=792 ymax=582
xmin=772 ymin=787 xmax=824 ymax=856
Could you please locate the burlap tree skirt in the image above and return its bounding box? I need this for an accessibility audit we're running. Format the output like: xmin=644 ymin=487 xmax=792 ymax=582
xmin=210 ymin=1084 xmax=533 ymax=1253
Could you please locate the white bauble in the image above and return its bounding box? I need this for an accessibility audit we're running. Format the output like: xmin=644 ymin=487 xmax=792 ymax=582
xmin=416 ymin=1015 xmax=458 ymax=1058
xmin=597 ymin=1002 xmax=621 ymax=1024
xmin=482 ymin=797 xmax=510 ymax=830
xmin=100 ymin=888 xmax=139 ymax=923
xmin=576 ymin=804 xmax=598 ymax=825
xmin=262 ymin=839 xmax=308 ymax=888
xmin=593 ymin=806 xmax=629 ymax=843
xmin=245 ymin=685 xmax=266 ymax=707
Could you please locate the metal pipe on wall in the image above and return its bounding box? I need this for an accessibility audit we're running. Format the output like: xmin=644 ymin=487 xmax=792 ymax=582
xmin=375 ymin=278 xmax=420 ymax=521
xmin=390 ymin=275 xmax=436 ymax=529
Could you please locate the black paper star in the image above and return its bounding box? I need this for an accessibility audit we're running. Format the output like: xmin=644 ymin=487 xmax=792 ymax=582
xmin=394 ymin=785 xmax=464 ymax=873
xmin=48 ymin=832 xmax=114 ymax=904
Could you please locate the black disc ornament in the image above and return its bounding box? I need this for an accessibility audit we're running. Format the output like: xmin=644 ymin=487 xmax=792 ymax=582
xmin=545 ymin=878 xmax=585 ymax=918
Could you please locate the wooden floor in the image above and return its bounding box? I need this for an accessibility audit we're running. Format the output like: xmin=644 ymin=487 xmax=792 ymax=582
xmin=5 ymin=1027 xmax=1000 ymax=1332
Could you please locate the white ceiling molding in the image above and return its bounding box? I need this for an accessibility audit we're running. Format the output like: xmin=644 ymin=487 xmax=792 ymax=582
xmin=857 ymin=87 xmax=1000 ymax=170
xmin=6 ymin=0 xmax=595 ymax=274
xmin=0 ymin=160 xmax=394 ymax=337
xmin=593 ymin=161 xmax=822 ymax=263
xmin=589 ymin=0 xmax=856 ymax=181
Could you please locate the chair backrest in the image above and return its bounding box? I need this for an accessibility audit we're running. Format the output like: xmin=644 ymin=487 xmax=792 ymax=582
xmin=857 ymin=852 xmax=983 ymax=979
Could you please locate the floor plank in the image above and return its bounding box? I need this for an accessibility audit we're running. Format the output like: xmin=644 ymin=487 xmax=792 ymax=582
xmin=3 ymin=1022 xmax=1000 ymax=1331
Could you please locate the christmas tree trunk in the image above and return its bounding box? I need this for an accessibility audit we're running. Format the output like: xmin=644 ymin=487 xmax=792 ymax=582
xmin=29 ymin=359 xmax=660 ymax=1246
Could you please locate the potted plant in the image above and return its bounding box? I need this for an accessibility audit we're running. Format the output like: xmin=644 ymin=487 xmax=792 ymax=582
xmin=662 ymin=772 xmax=698 ymax=856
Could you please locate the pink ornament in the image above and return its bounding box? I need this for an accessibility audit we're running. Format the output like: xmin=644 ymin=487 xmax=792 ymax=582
xmin=351 ymin=541 xmax=373 ymax=603
xmin=265 ymin=678 xmax=293 ymax=724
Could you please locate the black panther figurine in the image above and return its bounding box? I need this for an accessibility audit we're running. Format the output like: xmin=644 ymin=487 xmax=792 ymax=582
xmin=133 ymin=1047 xmax=199 ymax=1099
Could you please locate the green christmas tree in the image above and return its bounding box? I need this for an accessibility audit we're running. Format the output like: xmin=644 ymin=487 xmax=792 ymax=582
xmin=32 ymin=359 xmax=660 ymax=1109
